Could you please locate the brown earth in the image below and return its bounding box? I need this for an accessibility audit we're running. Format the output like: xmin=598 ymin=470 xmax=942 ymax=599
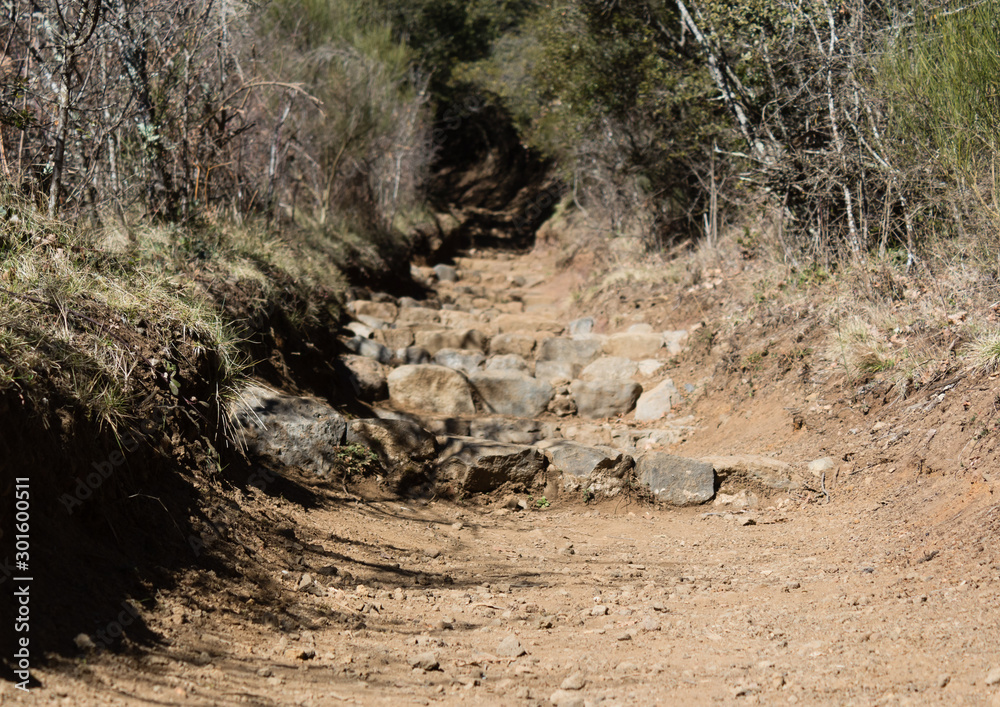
xmin=4 ymin=238 xmax=1000 ymax=707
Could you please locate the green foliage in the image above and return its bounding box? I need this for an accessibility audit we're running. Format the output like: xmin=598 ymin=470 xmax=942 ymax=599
xmin=335 ymin=443 xmax=380 ymax=477
xmin=259 ymin=0 xmax=433 ymax=236
xmin=880 ymin=3 xmax=1000 ymax=180
xmin=377 ymin=0 xmax=536 ymax=94
xmin=459 ymin=1 xmax=732 ymax=246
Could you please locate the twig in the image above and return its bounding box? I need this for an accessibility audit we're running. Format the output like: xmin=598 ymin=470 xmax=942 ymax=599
xmin=820 ymin=471 xmax=830 ymax=503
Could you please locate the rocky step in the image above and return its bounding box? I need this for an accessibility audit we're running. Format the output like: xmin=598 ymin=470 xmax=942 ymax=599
xmin=232 ymin=386 xmax=815 ymax=507
xmin=247 ymin=253 xmax=809 ymax=506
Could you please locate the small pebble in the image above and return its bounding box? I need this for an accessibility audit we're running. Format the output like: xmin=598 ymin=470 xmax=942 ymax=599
xmin=409 ymin=652 xmax=440 ymax=671
xmin=497 ymin=635 xmax=526 ymax=657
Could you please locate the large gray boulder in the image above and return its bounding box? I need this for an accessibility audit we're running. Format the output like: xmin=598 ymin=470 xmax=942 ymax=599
xmin=232 ymin=386 xmax=346 ymax=476
xmin=387 ymin=365 xmax=476 ymax=416
xmin=469 ymin=371 xmax=554 ymax=417
xmin=634 ymin=378 xmax=679 ymax=421
xmin=570 ymin=380 xmax=642 ymax=419
xmin=636 ymin=452 xmax=715 ymax=505
xmin=347 ymin=418 xmax=437 ymax=485
xmin=437 ymin=437 xmax=548 ymax=494
xmin=433 ymin=348 xmax=486 ymax=376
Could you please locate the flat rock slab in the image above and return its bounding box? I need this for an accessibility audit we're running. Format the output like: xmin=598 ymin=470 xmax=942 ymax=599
xmin=485 ymin=353 xmax=531 ymax=373
xmin=700 ymin=454 xmax=805 ymax=491
xmin=636 ymin=452 xmax=715 ymax=505
xmin=414 ymin=329 xmax=488 ymax=355
xmin=602 ymin=332 xmax=664 ymax=359
xmin=469 ymin=370 xmax=554 ymax=417
xmin=489 ymin=333 xmax=536 ymax=358
xmin=387 ymin=365 xmax=476 ymax=416
xmin=493 ymin=313 xmax=565 ymax=335
xmin=437 ymin=436 xmax=548 ymax=494
xmin=539 ymin=440 xmax=633 ymax=478
xmin=570 ymin=380 xmax=642 ymax=419
xmin=537 ymin=337 xmax=603 ymax=367
xmin=395 ymin=306 xmax=441 ymax=325
xmin=470 ymin=417 xmax=542 ymax=446
xmin=535 ymin=360 xmax=577 ymax=384
xmin=438 ymin=310 xmax=484 ymax=331
xmin=349 ymin=300 xmax=398 ymax=322
xmin=581 ymin=356 xmax=638 ymax=382
xmin=233 ymin=385 xmax=346 ymax=476
xmin=433 ymin=348 xmax=485 ymax=376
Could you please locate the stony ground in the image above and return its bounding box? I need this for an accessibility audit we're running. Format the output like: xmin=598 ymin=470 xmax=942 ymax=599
xmin=5 ymin=243 xmax=1000 ymax=706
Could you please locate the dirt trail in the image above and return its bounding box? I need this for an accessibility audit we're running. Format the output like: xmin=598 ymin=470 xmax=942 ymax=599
xmin=5 ymin=244 xmax=1000 ymax=707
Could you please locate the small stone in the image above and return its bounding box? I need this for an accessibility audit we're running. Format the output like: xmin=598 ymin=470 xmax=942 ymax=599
xmin=437 ymin=617 xmax=456 ymax=630
xmin=591 ymin=605 xmax=609 ymax=616
xmin=617 ymin=631 xmax=633 ymax=641
xmin=74 ymin=633 xmax=97 ymax=651
xmin=424 ymin=548 xmax=442 ymax=559
xmin=256 ymin=667 xmax=273 ymax=677
xmin=785 ymin=581 xmax=801 ymax=591
xmin=985 ymin=667 xmax=1000 ymax=686
xmin=549 ymin=689 xmax=586 ymax=707
xmin=410 ymin=652 xmax=440 ymax=671
xmin=808 ymin=457 xmax=837 ymax=477
xmin=560 ymin=672 xmax=587 ymax=690
xmin=451 ymin=521 xmax=464 ymax=531
xmin=936 ymin=674 xmax=950 ymax=688
xmin=640 ymin=617 xmax=660 ymax=631
xmin=497 ymin=635 xmax=526 ymax=657
xmin=297 ymin=573 xmax=314 ymax=591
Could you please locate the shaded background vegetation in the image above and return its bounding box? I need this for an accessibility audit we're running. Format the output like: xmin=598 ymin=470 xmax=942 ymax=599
xmin=2 ymin=0 xmax=999 ymax=270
